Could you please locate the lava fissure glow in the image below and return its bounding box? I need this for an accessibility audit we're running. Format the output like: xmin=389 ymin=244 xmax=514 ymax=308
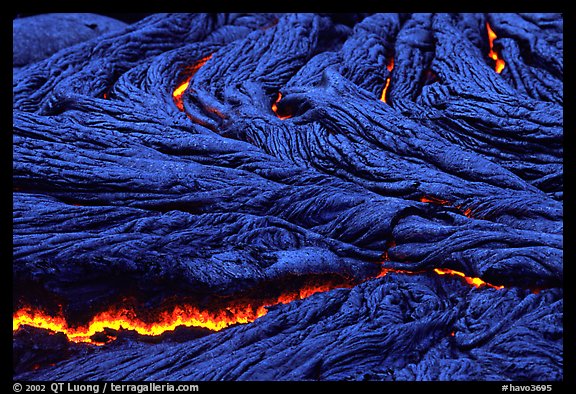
xmin=420 ymin=195 xmax=474 ymax=218
xmin=380 ymin=57 xmax=394 ymax=103
xmin=172 ymin=55 xmax=213 ymax=111
xmin=433 ymin=268 xmax=504 ymax=290
xmin=13 ymin=304 xmax=267 ymax=344
xmin=419 ymin=195 xmax=449 ymax=205
xmin=272 ymin=92 xmax=292 ymax=120
xmin=386 ymin=57 xmax=394 ymax=72
xmin=14 ymin=267 xmax=506 ymax=345
xmin=378 ymin=266 xmax=504 ymax=291
xmin=380 ymin=78 xmax=391 ymax=103
xmin=13 ymin=281 xmax=349 ymax=345
xmin=486 ymin=22 xmax=505 ymax=73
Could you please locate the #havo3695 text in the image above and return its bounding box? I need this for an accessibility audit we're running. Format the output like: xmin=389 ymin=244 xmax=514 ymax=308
xmin=502 ymin=384 xmax=552 ymax=392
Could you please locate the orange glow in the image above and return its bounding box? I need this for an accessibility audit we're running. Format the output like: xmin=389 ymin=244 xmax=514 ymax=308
xmin=14 ymin=266 xmax=510 ymax=346
xmin=271 ymin=92 xmax=292 ymax=120
xmin=13 ymin=265 xmax=508 ymax=345
xmin=381 ymin=239 xmax=396 ymax=262
xmin=450 ymin=331 xmax=455 ymax=337
xmin=420 ymin=195 xmax=449 ymax=205
xmin=376 ymin=267 xmax=420 ymax=278
xmin=387 ymin=57 xmax=394 ymax=72
xmin=13 ymin=304 xmax=267 ymax=344
xmin=173 ymin=79 xmax=190 ymax=100
xmin=455 ymin=204 xmax=474 ymax=218
xmin=486 ymin=22 xmax=505 ymax=73
xmin=172 ymin=55 xmax=213 ymax=111
xmin=13 ymin=280 xmax=350 ymax=345
xmin=377 ymin=266 xmax=505 ymax=292
xmin=433 ymin=268 xmax=504 ymax=290
xmin=380 ymin=56 xmax=394 ymax=103
xmin=380 ymin=78 xmax=391 ymax=103
xmin=420 ymin=196 xmax=475 ymax=218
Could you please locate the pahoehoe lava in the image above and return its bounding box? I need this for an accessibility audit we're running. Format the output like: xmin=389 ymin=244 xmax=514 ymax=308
xmin=13 ymin=13 xmax=562 ymax=381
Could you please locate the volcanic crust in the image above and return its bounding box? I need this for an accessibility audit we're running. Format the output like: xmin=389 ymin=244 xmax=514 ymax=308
xmin=13 ymin=13 xmax=562 ymax=381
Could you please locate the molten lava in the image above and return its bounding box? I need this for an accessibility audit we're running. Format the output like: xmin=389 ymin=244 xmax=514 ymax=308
xmin=172 ymin=79 xmax=190 ymax=107
xmin=13 ymin=304 xmax=266 ymax=344
xmin=377 ymin=266 xmax=504 ymax=290
xmin=376 ymin=267 xmax=420 ymax=278
xmin=420 ymin=195 xmax=474 ymax=218
xmin=272 ymin=92 xmax=292 ymax=120
xmin=486 ymin=22 xmax=505 ymax=73
xmin=380 ymin=78 xmax=391 ymax=103
xmin=13 ymin=234 xmax=507 ymax=346
xmin=433 ymin=268 xmax=504 ymax=290
xmin=13 ymin=280 xmax=350 ymax=345
xmin=420 ymin=195 xmax=449 ymax=205
xmin=377 ymin=264 xmax=503 ymax=290
xmin=454 ymin=204 xmax=474 ymax=218
xmin=380 ymin=57 xmax=394 ymax=103
xmin=172 ymin=55 xmax=213 ymax=111
xmin=13 ymin=265 xmax=508 ymax=345
xmin=386 ymin=57 xmax=394 ymax=72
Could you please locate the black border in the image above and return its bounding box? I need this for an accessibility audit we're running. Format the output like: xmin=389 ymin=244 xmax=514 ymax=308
xmin=9 ymin=7 xmax=570 ymax=390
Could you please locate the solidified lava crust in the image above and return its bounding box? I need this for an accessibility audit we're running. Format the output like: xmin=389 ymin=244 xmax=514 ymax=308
xmin=13 ymin=13 xmax=562 ymax=381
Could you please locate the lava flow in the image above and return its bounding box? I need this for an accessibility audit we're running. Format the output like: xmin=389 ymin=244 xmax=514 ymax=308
xmin=380 ymin=57 xmax=394 ymax=103
xmin=12 ymin=265 xmax=505 ymax=345
xmin=486 ymin=22 xmax=505 ymax=73
xmin=377 ymin=266 xmax=504 ymax=291
xmin=419 ymin=195 xmax=474 ymax=218
xmin=272 ymin=92 xmax=292 ymax=120
xmin=13 ymin=279 xmax=352 ymax=345
xmin=419 ymin=195 xmax=449 ymax=205
xmin=13 ymin=304 xmax=267 ymax=344
xmin=172 ymin=55 xmax=213 ymax=111
xmin=433 ymin=268 xmax=504 ymax=290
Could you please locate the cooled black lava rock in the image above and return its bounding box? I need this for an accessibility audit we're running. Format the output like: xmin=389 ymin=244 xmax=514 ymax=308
xmin=13 ymin=13 xmax=562 ymax=381
xmin=13 ymin=13 xmax=127 ymax=67
xmin=13 ymin=326 xmax=92 ymax=375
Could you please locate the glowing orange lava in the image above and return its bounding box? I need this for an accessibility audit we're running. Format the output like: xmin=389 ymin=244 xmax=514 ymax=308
xmin=387 ymin=57 xmax=394 ymax=72
xmin=486 ymin=22 xmax=505 ymax=73
xmin=420 ymin=195 xmax=449 ymax=205
xmin=376 ymin=267 xmax=420 ymax=278
xmin=454 ymin=204 xmax=474 ymax=218
xmin=13 ymin=262 xmax=507 ymax=345
xmin=14 ymin=266 xmax=509 ymax=346
xmin=433 ymin=268 xmax=504 ymax=290
xmin=377 ymin=258 xmax=504 ymax=290
xmin=380 ymin=57 xmax=394 ymax=103
xmin=420 ymin=195 xmax=474 ymax=218
xmin=173 ymin=79 xmax=190 ymax=103
xmin=172 ymin=55 xmax=213 ymax=111
xmin=13 ymin=304 xmax=266 ymax=344
xmin=13 ymin=281 xmax=349 ymax=345
xmin=380 ymin=78 xmax=391 ymax=103
xmin=272 ymin=92 xmax=292 ymax=120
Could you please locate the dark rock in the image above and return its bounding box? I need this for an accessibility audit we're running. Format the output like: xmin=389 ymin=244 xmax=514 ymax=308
xmin=13 ymin=13 xmax=127 ymax=67
xmin=13 ymin=12 xmax=562 ymax=381
xmin=13 ymin=326 xmax=91 ymax=375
